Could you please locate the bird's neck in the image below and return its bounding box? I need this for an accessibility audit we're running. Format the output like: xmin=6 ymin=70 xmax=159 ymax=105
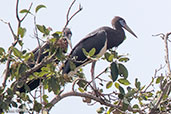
xmin=106 ymin=27 xmax=125 ymax=49
xmin=116 ymin=28 xmax=125 ymax=45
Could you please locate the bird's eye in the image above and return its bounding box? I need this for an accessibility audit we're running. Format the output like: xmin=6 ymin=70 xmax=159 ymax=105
xmin=119 ymin=20 xmax=126 ymax=27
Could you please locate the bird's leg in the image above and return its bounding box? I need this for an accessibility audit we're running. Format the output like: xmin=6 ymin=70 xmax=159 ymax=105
xmin=91 ymin=61 xmax=98 ymax=95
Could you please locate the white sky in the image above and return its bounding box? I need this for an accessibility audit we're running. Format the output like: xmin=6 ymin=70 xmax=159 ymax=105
xmin=0 ymin=0 xmax=171 ymax=113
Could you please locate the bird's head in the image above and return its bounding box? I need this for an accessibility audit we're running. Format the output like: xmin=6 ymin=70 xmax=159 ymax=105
xmin=63 ymin=28 xmax=73 ymax=49
xmin=112 ymin=16 xmax=137 ymax=38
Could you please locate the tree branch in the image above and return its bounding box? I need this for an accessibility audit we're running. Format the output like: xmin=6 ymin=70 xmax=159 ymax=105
xmin=45 ymin=91 xmax=143 ymax=114
xmin=62 ymin=0 xmax=82 ymax=32
xmin=3 ymin=0 xmax=33 ymax=87
xmin=150 ymin=32 xmax=171 ymax=113
xmin=164 ymin=32 xmax=171 ymax=76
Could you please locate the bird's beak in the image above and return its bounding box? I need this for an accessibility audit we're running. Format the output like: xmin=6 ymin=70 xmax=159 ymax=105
xmin=66 ymin=34 xmax=72 ymax=49
xmin=123 ymin=24 xmax=137 ymax=38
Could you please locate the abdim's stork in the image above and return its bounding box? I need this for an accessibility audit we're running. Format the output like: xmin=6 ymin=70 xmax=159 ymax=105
xmin=62 ymin=16 xmax=137 ymax=88
xmin=18 ymin=28 xmax=72 ymax=93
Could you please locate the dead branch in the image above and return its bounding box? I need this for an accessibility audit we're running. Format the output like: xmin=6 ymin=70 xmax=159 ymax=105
xmin=62 ymin=0 xmax=82 ymax=32
xmin=164 ymin=32 xmax=171 ymax=76
xmin=150 ymin=32 xmax=171 ymax=113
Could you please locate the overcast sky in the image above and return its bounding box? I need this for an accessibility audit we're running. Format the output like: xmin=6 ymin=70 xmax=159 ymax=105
xmin=0 ymin=0 xmax=171 ymax=113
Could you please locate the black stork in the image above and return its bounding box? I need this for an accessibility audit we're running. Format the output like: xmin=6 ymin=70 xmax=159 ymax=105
xmin=18 ymin=28 xmax=72 ymax=93
xmin=62 ymin=16 xmax=137 ymax=88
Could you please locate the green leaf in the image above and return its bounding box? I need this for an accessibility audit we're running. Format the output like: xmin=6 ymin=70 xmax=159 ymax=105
xmin=104 ymin=52 xmax=110 ymax=60
xmin=33 ymin=100 xmax=42 ymax=112
xmin=106 ymin=81 xmax=113 ymax=89
xmin=82 ymin=48 xmax=88 ymax=56
xmin=114 ymin=82 xmax=120 ymax=89
xmin=35 ymin=4 xmax=46 ymax=13
xmin=77 ymin=80 xmax=88 ymax=89
xmin=43 ymin=95 xmax=48 ymax=103
xmin=133 ymin=104 xmax=139 ymax=109
xmin=119 ymin=86 xmax=125 ymax=95
xmin=12 ymin=47 xmax=22 ymax=58
xmin=110 ymin=62 xmax=119 ymax=82
xmin=135 ymin=78 xmax=141 ymax=90
xmin=104 ymin=52 xmax=113 ymax=62
xmin=119 ymin=57 xmax=129 ymax=62
xmin=36 ymin=24 xmax=49 ymax=35
xmin=0 ymin=47 xmax=5 ymax=55
xmin=107 ymin=107 xmax=114 ymax=114
xmin=156 ymin=76 xmax=163 ymax=84
xmin=78 ymin=87 xmax=84 ymax=93
xmin=108 ymin=54 xmax=114 ymax=62
xmin=20 ymin=9 xmax=31 ymax=14
xmin=48 ymin=76 xmax=60 ymax=94
xmin=52 ymin=31 xmax=61 ymax=39
xmin=36 ymin=24 xmax=45 ymax=33
xmin=18 ymin=27 xmax=26 ymax=38
xmin=118 ymin=63 xmax=128 ymax=79
xmin=89 ymin=48 xmax=96 ymax=57
xmin=141 ymin=85 xmax=146 ymax=91
xmin=118 ymin=78 xmax=130 ymax=85
xmin=118 ymin=93 xmax=124 ymax=99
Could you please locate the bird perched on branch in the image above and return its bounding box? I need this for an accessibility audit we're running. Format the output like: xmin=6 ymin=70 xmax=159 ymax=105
xmin=62 ymin=16 xmax=137 ymax=88
xmin=18 ymin=28 xmax=72 ymax=93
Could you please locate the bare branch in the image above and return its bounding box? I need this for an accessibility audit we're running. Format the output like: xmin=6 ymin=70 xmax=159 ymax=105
xmin=0 ymin=19 xmax=17 ymax=40
xmin=152 ymin=33 xmax=165 ymax=40
xmin=16 ymin=0 xmax=20 ymax=22
xmin=33 ymin=15 xmax=42 ymax=64
xmin=164 ymin=32 xmax=171 ymax=75
xmin=20 ymin=3 xmax=33 ymax=22
xmin=62 ymin=0 xmax=83 ymax=32
xmin=66 ymin=0 xmax=76 ymax=21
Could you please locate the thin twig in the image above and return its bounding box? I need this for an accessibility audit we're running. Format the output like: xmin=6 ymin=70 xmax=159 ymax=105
xmin=87 ymin=67 xmax=108 ymax=86
xmin=66 ymin=0 xmax=76 ymax=21
xmin=16 ymin=0 xmax=20 ymax=22
xmin=62 ymin=0 xmax=82 ymax=32
xmin=34 ymin=15 xmax=42 ymax=64
xmin=20 ymin=3 xmax=33 ymax=22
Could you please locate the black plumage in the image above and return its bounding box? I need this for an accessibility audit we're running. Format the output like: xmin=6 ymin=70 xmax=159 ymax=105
xmin=18 ymin=28 xmax=72 ymax=93
xmin=63 ymin=16 xmax=137 ymax=76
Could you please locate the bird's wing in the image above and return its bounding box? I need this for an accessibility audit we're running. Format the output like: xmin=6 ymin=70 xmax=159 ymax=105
xmin=63 ymin=29 xmax=108 ymax=74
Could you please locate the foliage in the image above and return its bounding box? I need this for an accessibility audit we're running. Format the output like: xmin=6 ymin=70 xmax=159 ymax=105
xmin=0 ymin=0 xmax=170 ymax=114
